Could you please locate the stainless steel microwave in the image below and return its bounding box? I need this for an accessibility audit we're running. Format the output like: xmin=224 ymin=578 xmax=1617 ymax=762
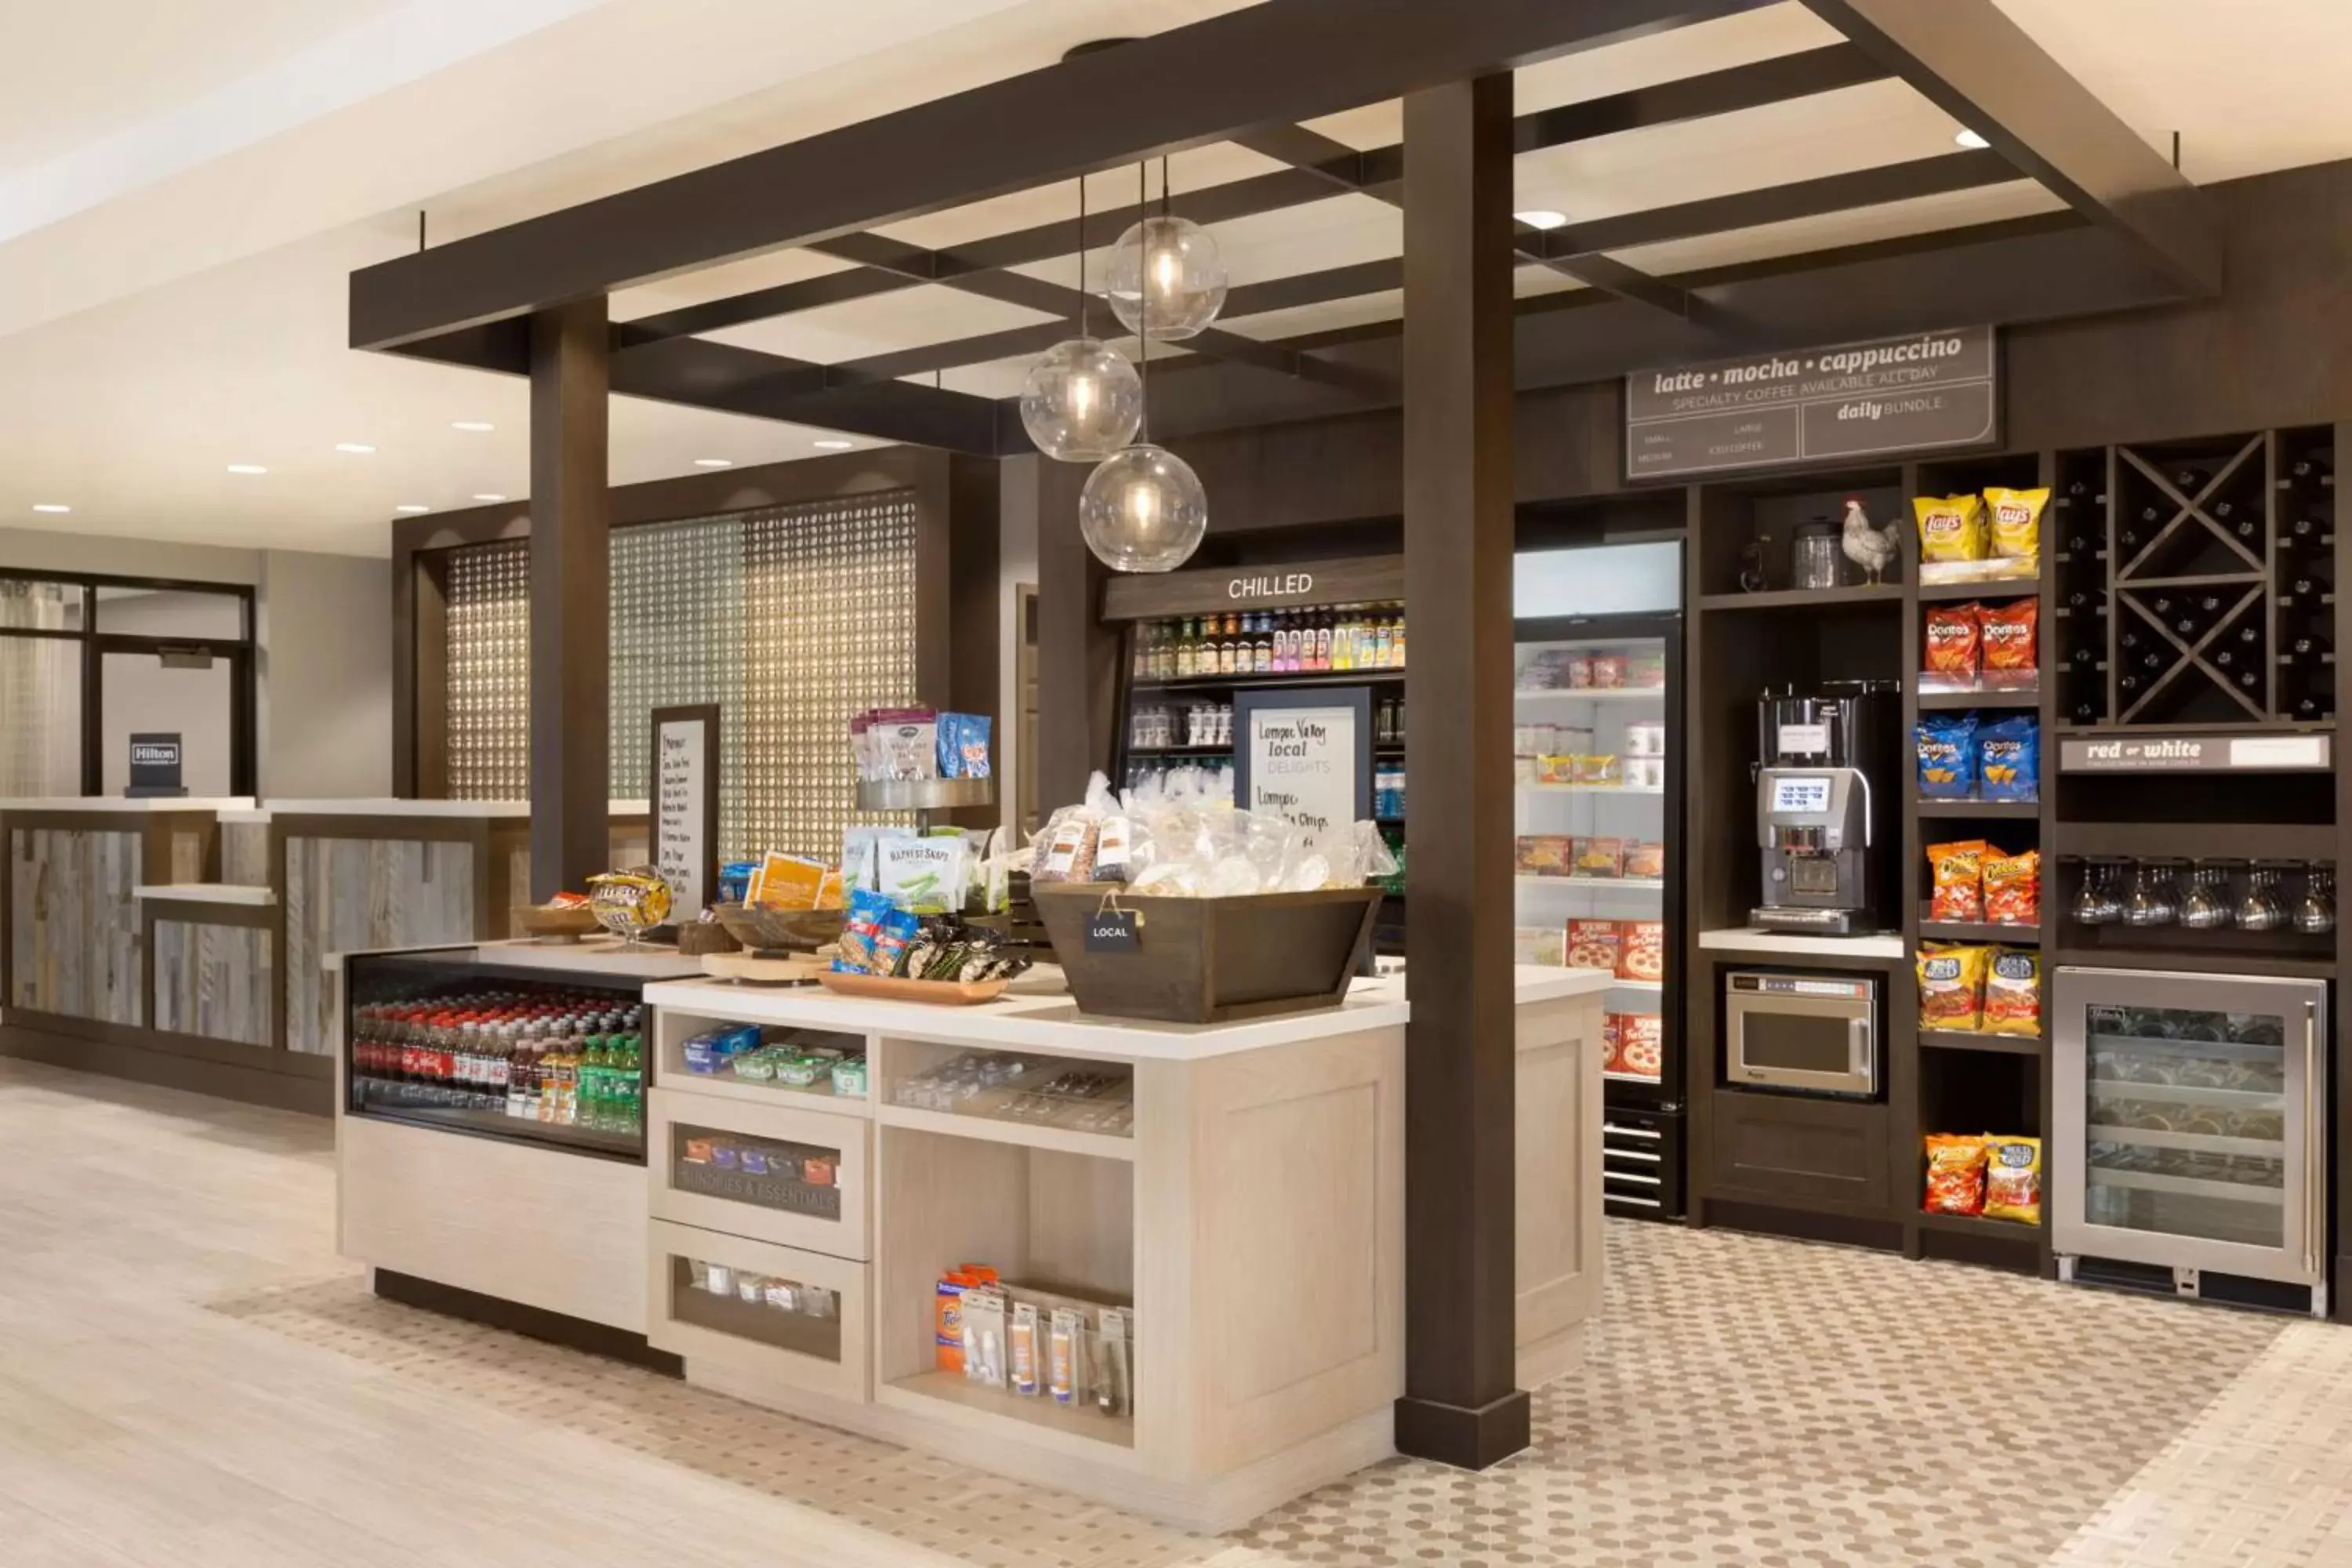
xmin=1725 ymin=970 xmax=1879 ymax=1098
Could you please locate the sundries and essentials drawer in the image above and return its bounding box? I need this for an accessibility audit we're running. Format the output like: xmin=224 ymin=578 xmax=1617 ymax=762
xmin=648 ymin=1219 xmax=870 ymax=1403
xmin=649 ymin=1087 xmax=870 ymax=1260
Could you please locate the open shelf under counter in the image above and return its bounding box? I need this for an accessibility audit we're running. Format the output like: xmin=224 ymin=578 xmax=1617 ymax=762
xmin=1914 ymin=1209 xmax=2044 ymax=1240
xmin=876 ymin=1100 xmax=1136 ymax=1162
xmin=1918 ymin=1029 xmax=2046 ymax=1057
xmin=880 ymin=1370 xmax=1138 ymax=1455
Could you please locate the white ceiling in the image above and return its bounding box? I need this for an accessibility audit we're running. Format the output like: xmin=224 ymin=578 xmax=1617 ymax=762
xmin=0 ymin=0 xmax=2346 ymax=557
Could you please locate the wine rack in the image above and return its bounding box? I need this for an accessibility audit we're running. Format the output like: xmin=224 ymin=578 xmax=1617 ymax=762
xmin=2056 ymin=426 xmax=2334 ymax=729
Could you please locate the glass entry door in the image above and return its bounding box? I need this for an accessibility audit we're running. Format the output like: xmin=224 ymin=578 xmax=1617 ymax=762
xmin=2055 ymin=967 xmax=2325 ymax=1287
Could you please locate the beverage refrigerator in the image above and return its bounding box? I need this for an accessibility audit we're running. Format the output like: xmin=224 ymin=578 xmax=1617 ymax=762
xmin=2053 ymin=965 xmax=2329 ymax=1315
xmin=1512 ymin=541 xmax=1686 ymax=1220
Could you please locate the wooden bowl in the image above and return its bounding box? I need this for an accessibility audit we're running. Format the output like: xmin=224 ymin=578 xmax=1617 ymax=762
xmin=710 ymin=903 xmax=846 ymax=956
xmin=513 ymin=904 xmax=601 ymax=944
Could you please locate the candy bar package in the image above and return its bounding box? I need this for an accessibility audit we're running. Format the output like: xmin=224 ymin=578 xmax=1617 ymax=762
xmin=1985 ymin=486 xmax=2049 ymax=561
xmin=1915 ymin=494 xmax=1988 ymax=563
xmin=1978 ymin=716 xmax=2040 ymax=802
xmin=1915 ymin=715 xmax=1980 ymax=800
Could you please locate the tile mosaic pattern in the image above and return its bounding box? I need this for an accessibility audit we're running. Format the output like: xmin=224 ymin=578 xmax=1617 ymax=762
xmin=212 ymin=1218 xmax=2303 ymax=1568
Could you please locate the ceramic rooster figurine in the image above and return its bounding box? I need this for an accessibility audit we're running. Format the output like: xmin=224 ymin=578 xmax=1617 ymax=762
xmin=1840 ymin=496 xmax=1900 ymax=585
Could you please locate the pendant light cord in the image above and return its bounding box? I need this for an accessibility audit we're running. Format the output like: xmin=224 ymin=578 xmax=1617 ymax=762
xmin=1076 ymin=173 xmax=1088 ymax=339
xmin=1138 ymin=158 xmax=1151 ymax=445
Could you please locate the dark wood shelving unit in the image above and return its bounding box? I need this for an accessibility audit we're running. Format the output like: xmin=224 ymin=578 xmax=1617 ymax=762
xmin=1918 ymin=1029 xmax=2045 ymax=1057
xmin=1696 ymin=584 xmax=1904 ymax=612
xmin=1918 ymin=688 xmax=2039 ymax=710
xmin=1917 ymin=578 xmax=2038 ymax=601
xmin=1918 ymin=915 xmax=2042 ymax=943
xmin=1917 ymin=798 xmax=2042 ymax=818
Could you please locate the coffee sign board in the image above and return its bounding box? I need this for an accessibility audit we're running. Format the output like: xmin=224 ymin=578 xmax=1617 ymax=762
xmin=2058 ymin=733 xmax=2332 ymax=773
xmin=1625 ymin=326 xmax=1998 ymax=481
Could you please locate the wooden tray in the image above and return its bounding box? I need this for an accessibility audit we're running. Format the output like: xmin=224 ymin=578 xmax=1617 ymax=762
xmin=815 ymin=971 xmax=1009 ymax=1007
xmin=512 ymin=904 xmax=600 ymax=943
xmin=702 ymin=952 xmax=826 ymax=985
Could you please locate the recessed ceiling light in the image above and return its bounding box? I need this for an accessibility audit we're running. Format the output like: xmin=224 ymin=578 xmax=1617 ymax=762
xmin=31 ymin=503 xmax=70 ymax=514
xmin=394 ymin=504 xmax=430 ymax=514
xmin=693 ymin=457 xmax=734 ymax=468
xmin=813 ymin=439 xmax=856 ymax=451
xmin=452 ymin=420 xmax=495 ymax=432
xmin=335 ymin=442 xmax=377 ymax=454
xmin=1955 ymin=129 xmax=1990 ymax=150
xmin=1515 ymin=209 xmax=1569 ymax=230
xmin=226 ymin=463 xmax=268 ymax=474
xmin=472 ymin=493 xmax=507 ymax=503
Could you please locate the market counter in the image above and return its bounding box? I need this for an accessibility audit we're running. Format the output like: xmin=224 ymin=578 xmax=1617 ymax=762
xmin=330 ymin=949 xmax=1607 ymax=1531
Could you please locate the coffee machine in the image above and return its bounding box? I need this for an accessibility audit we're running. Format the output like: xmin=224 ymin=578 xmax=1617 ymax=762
xmin=1752 ymin=683 xmax=1899 ymax=935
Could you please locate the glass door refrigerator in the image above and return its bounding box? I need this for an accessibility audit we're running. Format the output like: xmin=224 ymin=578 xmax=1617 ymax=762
xmin=2054 ymin=966 xmax=2328 ymax=1315
xmin=1513 ymin=541 xmax=1685 ymax=1221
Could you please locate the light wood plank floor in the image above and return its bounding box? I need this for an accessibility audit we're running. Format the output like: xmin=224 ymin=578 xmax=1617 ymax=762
xmin=0 ymin=1058 xmax=992 ymax=1568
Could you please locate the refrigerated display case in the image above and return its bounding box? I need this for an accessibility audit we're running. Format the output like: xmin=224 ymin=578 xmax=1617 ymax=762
xmin=2054 ymin=965 xmax=2328 ymax=1314
xmin=1514 ymin=540 xmax=1685 ymax=1219
xmin=343 ymin=949 xmax=662 ymax=1161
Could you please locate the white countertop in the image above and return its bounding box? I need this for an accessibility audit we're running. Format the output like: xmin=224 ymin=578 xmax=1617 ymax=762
xmin=326 ymin=937 xmax=702 ymax=978
xmin=0 ymin=797 xmax=254 ymax=815
xmin=645 ymin=975 xmax=1414 ymax=1062
xmin=1512 ymin=964 xmax=1621 ymax=1003
xmin=1699 ymin=927 xmax=1907 ymax=960
xmin=133 ymin=883 xmax=275 ymax=906
xmin=249 ymin=798 xmax=650 ymax=821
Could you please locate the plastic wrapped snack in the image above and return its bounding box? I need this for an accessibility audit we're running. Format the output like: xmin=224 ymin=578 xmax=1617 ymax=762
xmin=1926 ymin=840 xmax=1988 ymax=923
xmin=1978 ymin=716 xmax=2040 ymax=802
xmin=1982 ymin=848 xmax=2040 ymax=927
xmin=1923 ymin=604 xmax=1981 ymax=680
xmin=1915 ymin=715 xmax=1980 ymax=800
xmin=1924 ymin=1134 xmax=1988 ymax=1215
xmin=1982 ymin=1135 xmax=2044 ymax=1222
xmin=1984 ymin=948 xmax=2042 ymax=1037
xmin=1984 ymin=486 xmax=2049 ymax=561
xmin=1915 ymin=494 xmax=1988 ymax=563
xmin=1979 ymin=599 xmax=2039 ymax=677
xmin=1918 ymin=943 xmax=1991 ymax=1032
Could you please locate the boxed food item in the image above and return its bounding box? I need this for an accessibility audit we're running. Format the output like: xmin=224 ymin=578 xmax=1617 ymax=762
xmin=1537 ymin=754 xmax=1579 ymax=786
xmin=1566 ymin=920 xmax=1624 ymax=971
xmin=1572 ymin=837 xmax=1626 ymax=879
xmin=1570 ymin=753 xmax=1623 ymax=786
xmin=1513 ymin=925 xmax=1566 ymax=967
xmin=1623 ymin=840 xmax=1667 ymax=880
xmin=1515 ymin=835 xmax=1574 ymax=876
xmin=1624 ymin=720 xmax=1667 ymax=758
xmin=1588 ymin=654 xmax=1628 ymax=689
xmin=1627 ymin=650 xmax=1666 ymax=688
xmin=1599 ymin=1014 xmax=1622 ymax=1074
xmin=1621 ymin=920 xmax=1664 ymax=982
xmin=1616 ymin=1014 xmax=1664 ymax=1079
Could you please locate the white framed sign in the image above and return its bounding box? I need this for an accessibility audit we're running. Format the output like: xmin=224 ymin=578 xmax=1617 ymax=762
xmin=1233 ymin=688 xmax=1374 ymax=850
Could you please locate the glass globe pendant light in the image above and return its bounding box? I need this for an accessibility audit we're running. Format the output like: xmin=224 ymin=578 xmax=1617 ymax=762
xmin=1105 ymin=158 xmax=1227 ymax=342
xmin=1019 ymin=174 xmax=1142 ymax=462
xmin=1080 ymin=161 xmax=1208 ymax=574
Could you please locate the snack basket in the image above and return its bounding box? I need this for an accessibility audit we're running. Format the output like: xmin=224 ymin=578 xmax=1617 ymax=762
xmin=1031 ymin=884 xmax=1381 ymax=1025
xmin=710 ymin=904 xmax=846 ymax=957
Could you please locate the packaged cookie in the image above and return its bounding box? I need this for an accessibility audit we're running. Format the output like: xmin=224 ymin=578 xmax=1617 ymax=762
xmin=1915 ymin=494 xmax=1988 ymax=562
xmin=1566 ymin=920 xmax=1623 ymax=972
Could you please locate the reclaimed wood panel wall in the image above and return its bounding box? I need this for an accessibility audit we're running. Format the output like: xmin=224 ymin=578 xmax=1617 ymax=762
xmin=220 ymin=825 xmax=270 ymax=887
xmin=283 ymin=837 xmax=476 ymax=1054
xmin=8 ymin=826 xmax=143 ymax=1023
xmin=153 ymin=920 xmax=273 ymax=1047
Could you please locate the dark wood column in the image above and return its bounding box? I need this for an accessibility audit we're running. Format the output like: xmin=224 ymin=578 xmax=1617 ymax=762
xmin=527 ymin=297 xmax=612 ymax=901
xmin=1396 ymin=71 xmax=1528 ymax=1470
xmin=1034 ymin=457 xmax=1116 ymax=807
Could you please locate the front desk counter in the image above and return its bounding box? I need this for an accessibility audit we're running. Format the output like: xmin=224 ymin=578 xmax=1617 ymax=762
xmin=336 ymin=951 xmax=1609 ymax=1532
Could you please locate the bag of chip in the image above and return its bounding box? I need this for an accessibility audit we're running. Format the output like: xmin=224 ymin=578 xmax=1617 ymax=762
xmin=1984 ymin=948 xmax=2042 ymax=1037
xmin=1927 ymin=840 xmax=1988 ymax=922
xmin=1915 ymin=494 xmax=1988 ymax=562
xmin=1915 ymin=714 xmax=1980 ymax=800
xmin=1918 ymin=943 xmax=1990 ymax=1032
xmin=1979 ymin=715 xmax=2041 ymax=802
xmin=1981 ymin=1135 xmax=2043 ymax=1222
xmin=1982 ymin=848 xmax=2041 ymax=927
xmin=1979 ymin=598 xmax=2039 ymax=677
xmin=1924 ymin=1134 xmax=1988 ymax=1215
xmin=1924 ymin=604 xmax=1982 ymax=679
xmin=1985 ymin=486 xmax=2050 ymax=561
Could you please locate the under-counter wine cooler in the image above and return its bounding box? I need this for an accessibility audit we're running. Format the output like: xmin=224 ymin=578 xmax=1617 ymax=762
xmin=2054 ymin=965 xmax=2328 ymax=1315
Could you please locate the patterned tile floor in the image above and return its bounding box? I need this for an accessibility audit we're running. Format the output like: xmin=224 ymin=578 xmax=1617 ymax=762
xmin=11 ymin=1058 xmax=2352 ymax=1566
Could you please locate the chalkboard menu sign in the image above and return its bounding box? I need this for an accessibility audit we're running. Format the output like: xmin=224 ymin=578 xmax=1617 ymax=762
xmin=1626 ymin=325 xmax=1998 ymax=481
xmin=651 ymin=704 xmax=720 ymax=922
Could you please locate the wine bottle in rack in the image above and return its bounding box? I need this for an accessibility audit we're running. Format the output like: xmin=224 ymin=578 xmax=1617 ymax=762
xmin=2172 ymin=465 xmax=2212 ymax=495
xmin=2212 ymin=495 xmax=2259 ymax=543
